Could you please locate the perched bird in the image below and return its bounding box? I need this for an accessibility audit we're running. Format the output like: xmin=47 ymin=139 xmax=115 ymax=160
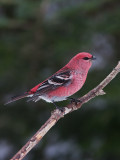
xmin=5 ymin=52 xmax=96 ymax=106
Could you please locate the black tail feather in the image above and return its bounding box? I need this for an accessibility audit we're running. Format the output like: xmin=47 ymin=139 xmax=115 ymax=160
xmin=4 ymin=93 xmax=29 ymax=105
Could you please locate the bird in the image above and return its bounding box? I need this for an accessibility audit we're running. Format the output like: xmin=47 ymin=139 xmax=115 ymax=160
xmin=5 ymin=52 xmax=96 ymax=106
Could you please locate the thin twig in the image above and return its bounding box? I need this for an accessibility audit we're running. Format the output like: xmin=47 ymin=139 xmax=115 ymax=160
xmin=11 ymin=61 xmax=120 ymax=160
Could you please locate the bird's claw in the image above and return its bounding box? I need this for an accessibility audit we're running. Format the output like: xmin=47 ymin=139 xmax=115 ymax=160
xmin=58 ymin=107 xmax=65 ymax=112
xmin=67 ymin=98 xmax=82 ymax=105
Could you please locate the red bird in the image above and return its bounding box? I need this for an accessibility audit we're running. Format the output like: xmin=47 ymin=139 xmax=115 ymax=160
xmin=5 ymin=52 xmax=96 ymax=106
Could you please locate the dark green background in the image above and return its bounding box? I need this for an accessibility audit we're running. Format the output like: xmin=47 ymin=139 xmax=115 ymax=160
xmin=0 ymin=0 xmax=120 ymax=160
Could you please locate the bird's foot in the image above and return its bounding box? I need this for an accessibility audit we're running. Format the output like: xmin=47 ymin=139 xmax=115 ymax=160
xmin=52 ymin=101 xmax=64 ymax=112
xmin=67 ymin=98 xmax=82 ymax=105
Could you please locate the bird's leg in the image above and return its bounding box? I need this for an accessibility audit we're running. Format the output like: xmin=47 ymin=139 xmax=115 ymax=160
xmin=67 ymin=97 xmax=82 ymax=105
xmin=52 ymin=101 xmax=59 ymax=109
xmin=52 ymin=101 xmax=64 ymax=112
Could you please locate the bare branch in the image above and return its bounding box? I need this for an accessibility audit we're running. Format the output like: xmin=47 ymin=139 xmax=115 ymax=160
xmin=11 ymin=61 xmax=120 ymax=160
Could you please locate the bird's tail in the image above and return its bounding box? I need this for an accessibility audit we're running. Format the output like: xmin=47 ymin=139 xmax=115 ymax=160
xmin=4 ymin=92 xmax=29 ymax=105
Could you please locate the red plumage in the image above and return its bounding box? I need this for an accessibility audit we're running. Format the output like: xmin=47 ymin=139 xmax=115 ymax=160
xmin=5 ymin=52 xmax=95 ymax=105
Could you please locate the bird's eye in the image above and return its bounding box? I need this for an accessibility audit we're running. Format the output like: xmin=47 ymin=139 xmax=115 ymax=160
xmin=83 ymin=57 xmax=89 ymax=60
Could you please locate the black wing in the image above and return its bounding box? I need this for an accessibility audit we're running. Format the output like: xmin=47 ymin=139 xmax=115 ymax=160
xmin=28 ymin=70 xmax=72 ymax=101
xmin=48 ymin=70 xmax=72 ymax=85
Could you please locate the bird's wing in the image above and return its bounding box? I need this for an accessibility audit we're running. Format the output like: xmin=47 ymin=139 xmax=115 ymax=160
xmin=35 ymin=70 xmax=72 ymax=94
xmin=28 ymin=69 xmax=72 ymax=101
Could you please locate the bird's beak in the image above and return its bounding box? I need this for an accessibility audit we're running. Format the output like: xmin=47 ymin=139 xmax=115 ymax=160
xmin=91 ymin=55 xmax=96 ymax=60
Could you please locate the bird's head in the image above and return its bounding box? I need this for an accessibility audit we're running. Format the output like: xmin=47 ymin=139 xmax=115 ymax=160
xmin=67 ymin=52 xmax=96 ymax=71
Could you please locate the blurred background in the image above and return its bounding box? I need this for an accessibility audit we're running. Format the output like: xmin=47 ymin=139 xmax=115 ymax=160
xmin=0 ymin=0 xmax=120 ymax=160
